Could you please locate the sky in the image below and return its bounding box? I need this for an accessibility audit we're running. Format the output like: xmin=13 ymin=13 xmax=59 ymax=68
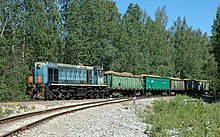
xmin=114 ymin=0 xmax=220 ymax=36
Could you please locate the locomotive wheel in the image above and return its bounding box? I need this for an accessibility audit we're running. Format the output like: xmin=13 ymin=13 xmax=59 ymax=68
xmin=65 ymin=92 xmax=71 ymax=100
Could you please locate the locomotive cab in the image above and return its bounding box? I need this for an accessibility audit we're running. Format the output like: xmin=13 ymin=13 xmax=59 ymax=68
xmin=34 ymin=62 xmax=48 ymax=84
xmin=27 ymin=62 xmax=48 ymax=98
xmin=93 ymin=65 xmax=105 ymax=85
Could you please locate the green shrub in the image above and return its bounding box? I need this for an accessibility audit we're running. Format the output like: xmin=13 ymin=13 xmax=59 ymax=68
xmin=4 ymin=108 xmax=14 ymax=117
xmin=141 ymin=95 xmax=220 ymax=136
xmin=0 ymin=107 xmax=4 ymax=119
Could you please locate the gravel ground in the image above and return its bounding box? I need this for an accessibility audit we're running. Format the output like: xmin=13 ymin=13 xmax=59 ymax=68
xmin=18 ymin=98 xmax=162 ymax=137
xmin=0 ymin=99 xmax=105 ymax=119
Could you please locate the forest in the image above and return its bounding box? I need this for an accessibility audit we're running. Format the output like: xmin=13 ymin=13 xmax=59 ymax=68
xmin=0 ymin=0 xmax=220 ymax=100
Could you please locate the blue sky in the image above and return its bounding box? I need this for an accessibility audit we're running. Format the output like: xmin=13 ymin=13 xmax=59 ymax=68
xmin=114 ymin=0 xmax=220 ymax=36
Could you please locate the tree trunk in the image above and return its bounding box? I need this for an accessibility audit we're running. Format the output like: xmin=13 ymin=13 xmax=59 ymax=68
xmin=22 ymin=37 xmax=25 ymax=63
xmin=1 ymin=17 xmax=7 ymax=36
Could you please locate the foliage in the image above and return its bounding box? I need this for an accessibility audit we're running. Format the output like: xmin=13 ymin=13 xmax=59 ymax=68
xmin=62 ymin=0 xmax=119 ymax=67
xmin=0 ymin=0 xmax=61 ymax=100
xmin=141 ymin=95 xmax=220 ymax=136
xmin=210 ymin=6 xmax=220 ymax=94
xmin=0 ymin=0 xmax=218 ymax=100
xmin=0 ymin=103 xmax=36 ymax=118
xmin=211 ymin=6 xmax=220 ymax=75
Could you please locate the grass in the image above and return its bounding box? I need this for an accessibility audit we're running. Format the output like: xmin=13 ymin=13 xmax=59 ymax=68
xmin=139 ymin=95 xmax=220 ymax=136
xmin=0 ymin=103 xmax=37 ymax=119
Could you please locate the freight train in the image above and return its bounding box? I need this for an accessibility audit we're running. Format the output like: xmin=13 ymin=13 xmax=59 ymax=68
xmin=27 ymin=62 xmax=210 ymax=99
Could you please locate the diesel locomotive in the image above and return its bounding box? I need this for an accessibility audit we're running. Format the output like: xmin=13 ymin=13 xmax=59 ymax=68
xmin=27 ymin=62 xmax=107 ymax=99
xmin=27 ymin=62 xmax=210 ymax=99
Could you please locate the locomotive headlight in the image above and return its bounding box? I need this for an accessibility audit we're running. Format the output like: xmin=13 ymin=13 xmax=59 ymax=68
xmin=27 ymin=84 xmax=33 ymax=88
xmin=37 ymin=64 xmax=41 ymax=69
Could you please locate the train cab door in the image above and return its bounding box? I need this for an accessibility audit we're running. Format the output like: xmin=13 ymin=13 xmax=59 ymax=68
xmin=87 ymin=70 xmax=92 ymax=84
xmin=54 ymin=69 xmax=58 ymax=83
xmin=48 ymin=68 xmax=59 ymax=83
xmin=48 ymin=68 xmax=53 ymax=82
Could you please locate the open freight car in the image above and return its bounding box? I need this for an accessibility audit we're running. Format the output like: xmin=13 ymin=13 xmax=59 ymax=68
xmin=170 ymin=77 xmax=185 ymax=95
xmin=143 ymin=75 xmax=170 ymax=95
xmin=194 ymin=80 xmax=210 ymax=95
xmin=104 ymin=71 xmax=144 ymax=97
xmin=184 ymin=79 xmax=209 ymax=95
xmin=27 ymin=62 xmax=107 ymax=99
xmin=201 ymin=80 xmax=210 ymax=94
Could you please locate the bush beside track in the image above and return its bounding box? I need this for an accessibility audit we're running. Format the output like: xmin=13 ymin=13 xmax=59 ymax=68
xmin=139 ymin=95 xmax=220 ymax=136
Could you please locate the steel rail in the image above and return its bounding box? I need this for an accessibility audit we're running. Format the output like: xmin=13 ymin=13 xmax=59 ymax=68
xmin=0 ymin=96 xmax=173 ymax=137
xmin=0 ymin=98 xmax=135 ymax=137
xmin=0 ymin=99 xmax=121 ymax=125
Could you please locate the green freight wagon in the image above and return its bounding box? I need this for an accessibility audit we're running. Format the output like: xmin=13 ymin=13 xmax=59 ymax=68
xmin=143 ymin=75 xmax=170 ymax=95
xmin=104 ymin=71 xmax=144 ymax=97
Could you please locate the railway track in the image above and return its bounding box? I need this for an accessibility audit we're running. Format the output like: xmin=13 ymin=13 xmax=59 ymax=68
xmin=0 ymin=96 xmax=173 ymax=137
xmin=0 ymin=98 xmax=135 ymax=137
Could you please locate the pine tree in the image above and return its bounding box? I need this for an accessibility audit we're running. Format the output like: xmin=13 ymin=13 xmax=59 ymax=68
xmin=0 ymin=0 xmax=29 ymax=100
xmin=63 ymin=0 xmax=119 ymax=67
xmin=117 ymin=3 xmax=144 ymax=74
xmin=146 ymin=6 xmax=174 ymax=77
xmin=170 ymin=17 xmax=217 ymax=79
xmin=0 ymin=0 xmax=61 ymax=100
xmin=211 ymin=6 xmax=220 ymax=75
xmin=21 ymin=0 xmax=61 ymax=64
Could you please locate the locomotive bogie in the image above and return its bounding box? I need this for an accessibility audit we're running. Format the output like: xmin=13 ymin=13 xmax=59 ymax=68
xmin=43 ymin=84 xmax=108 ymax=100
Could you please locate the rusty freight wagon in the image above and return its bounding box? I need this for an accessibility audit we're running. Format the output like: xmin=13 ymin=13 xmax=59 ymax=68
xmin=170 ymin=77 xmax=185 ymax=94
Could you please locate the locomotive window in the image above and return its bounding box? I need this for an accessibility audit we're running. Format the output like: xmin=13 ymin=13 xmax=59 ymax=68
xmin=37 ymin=64 xmax=41 ymax=69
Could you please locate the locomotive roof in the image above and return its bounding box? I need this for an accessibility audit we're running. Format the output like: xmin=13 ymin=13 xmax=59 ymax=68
xmin=57 ymin=63 xmax=93 ymax=70
xmin=43 ymin=62 xmax=94 ymax=70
